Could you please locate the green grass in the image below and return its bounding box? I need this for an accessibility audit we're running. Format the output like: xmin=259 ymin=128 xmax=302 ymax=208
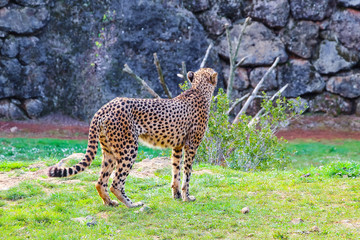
xmin=287 ymin=139 xmax=360 ymax=169
xmin=0 ymin=138 xmax=360 ymax=239
xmin=0 ymin=138 xmax=170 ymax=171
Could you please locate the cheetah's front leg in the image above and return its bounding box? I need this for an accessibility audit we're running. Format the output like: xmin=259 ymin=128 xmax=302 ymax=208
xmin=171 ymin=147 xmax=183 ymax=199
xmin=181 ymin=145 xmax=197 ymax=202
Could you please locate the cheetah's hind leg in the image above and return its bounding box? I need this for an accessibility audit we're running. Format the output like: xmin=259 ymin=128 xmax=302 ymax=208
xmin=95 ymin=140 xmax=119 ymax=206
xmin=109 ymin=138 xmax=144 ymax=208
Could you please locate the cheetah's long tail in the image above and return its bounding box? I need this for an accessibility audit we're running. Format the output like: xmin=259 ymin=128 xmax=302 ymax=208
xmin=48 ymin=117 xmax=100 ymax=178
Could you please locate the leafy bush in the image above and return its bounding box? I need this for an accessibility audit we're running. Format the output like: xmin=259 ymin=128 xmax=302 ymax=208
xmin=196 ymin=89 xmax=304 ymax=171
xmin=319 ymin=161 xmax=360 ymax=178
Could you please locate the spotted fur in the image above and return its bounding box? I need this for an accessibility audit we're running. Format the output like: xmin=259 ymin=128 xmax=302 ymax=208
xmin=48 ymin=68 xmax=218 ymax=208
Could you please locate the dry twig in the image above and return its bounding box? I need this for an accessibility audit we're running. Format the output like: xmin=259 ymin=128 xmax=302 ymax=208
xmin=232 ymin=57 xmax=280 ymax=125
xmin=226 ymin=17 xmax=251 ymax=99
xmin=154 ymin=53 xmax=172 ymax=98
xmin=123 ymin=64 xmax=161 ymax=99
xmin=200 ymin=42 xmax=213 ymax=69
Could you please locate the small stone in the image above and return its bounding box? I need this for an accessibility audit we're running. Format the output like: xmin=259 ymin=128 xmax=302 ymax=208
xmin=183 ymin=0 xmax=209 ymax=13
xmin=24 ymin=99 xmax=44 ymax=118
xmin=197 ymin=9 xmax=230 ymax=37
xmin=0 ymin=99 xmax=10 ymax=118
xmin=1 ymin=36 xmax=19 ymax=58
xmin=313 ymin=40 xmax=358 ymax=74
xmin=278 ymin=59 xmax=325 ymax=98
xmin=291 ymin=218 xmax=304 ymax=224
xmin=215 ymin=0 xmax=244 ymax=20
xmin=326 ymin=73 xmax=360 ymax=99
xmin=280 ymin=20 xmax=319 ymax=59
xmin=250 ymin=0 xmax=290 ymax=28
xmin=9 ymin=102 xmax=28 ymax=120
xmin=330 ymin=9 xmax=360 ymax=51
xmin=290 ymin=0 xmax=334 ymax=21
xmin=0 ymin=6 xmax=49 ymax=34
xmin=249 ymin=67 xmax=277 ymax=91
xmin=311 ymin=226 xmax=320 ymax=232
xmin=10 ymin=126 xmax=18 ymax=133
xmin=241 ymin=206 xmax=250 ymax=214
xmin=337 ymin=0 xmax=360 ymax=9
xmin=13 ymin=0 xmax=48 ymax=7
xmin=0 ymin=0 xmax=8 ymax=7
xmin=139 ymin=205 xmax=152 ymax=213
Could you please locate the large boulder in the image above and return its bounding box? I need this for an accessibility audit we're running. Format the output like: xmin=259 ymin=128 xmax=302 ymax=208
xmin=211 ymin=0 xmax=246 ymax=21
xmin=183 ymin=0 xmax=210 ymax=12
xmin=250 ymin=0 xmax=290 ymax=28
xmin=280 ymin=20 xmax=319 ymax=59
xmin=309 ymin=92 xmax=352 ymax=116
xmin=13 ymin=0 xmax=49 ymax=7
xmin=249 ymin=67 xmax=277 ymax=91
xmin=313 ymin=40 xmax=359 ymax=74
xmin=197 ymin=9 xmax=230 ymax=37
xmin=42 ymin=1 xmax=221 ymax=120
xmin=24 ymin=98 xmax=44 ymax=118
xmin=337 ymin=0 xmax=360 ymax=9
xmin=222 ymin=64 xmax=249 ymax=90
xmin=1 ymin=36 xmax=19 ymax=58
xmin=218 ymin=21 xmax=288 ymax=66
xmin=290 ymin=0 xmax=335 ymax=21
xmin=278 ymin=59 xmax=325 ymax=97
xmin=0 ymin=6 xmax=49 ymax=34
xmin=329 ymin=9 xmax=360 ymax=51
xmin=326 ymin=73 xmax=360 ymax=98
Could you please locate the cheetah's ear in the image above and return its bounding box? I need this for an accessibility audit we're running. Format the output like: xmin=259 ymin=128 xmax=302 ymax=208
xmin=209 ymin=72 xmax=218 ymax=85
xmin=187 ymin=71 xmax=195 ymax=83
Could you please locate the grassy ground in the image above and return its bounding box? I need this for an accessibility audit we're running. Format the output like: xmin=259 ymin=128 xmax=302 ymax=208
xmin=0 ymin=138 xmax=360 ymax=239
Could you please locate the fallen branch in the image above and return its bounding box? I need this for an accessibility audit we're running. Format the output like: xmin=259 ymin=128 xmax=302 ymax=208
xmin=226 ymin=93 xmax=250 ymax=115
xmin=200 ymin=42 xmax=213 ymax=69
xmin=248 ymin=84 xmax=289 ymax=127
xmin=226 ymin=17 xmax=251 ymax=99
xmin=154 ymin=53 xmax=172 ymax=98
xmin=232 ymin=57 xmax=280 ymax=125
xmin=123 ymin=64 xmax=161 ymax=99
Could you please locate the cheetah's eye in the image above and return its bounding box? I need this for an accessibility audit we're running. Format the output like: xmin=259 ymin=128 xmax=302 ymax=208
xmin=187 ymin=71 xmax=194 ymax=82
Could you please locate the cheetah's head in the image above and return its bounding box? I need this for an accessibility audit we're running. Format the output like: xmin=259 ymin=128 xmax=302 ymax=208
xmin=187 ymin=68 xmax=218 ymax=94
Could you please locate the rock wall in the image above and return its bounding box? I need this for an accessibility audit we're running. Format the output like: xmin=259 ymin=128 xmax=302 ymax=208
xmin=0 ymin=0 xmax=359 ymax=121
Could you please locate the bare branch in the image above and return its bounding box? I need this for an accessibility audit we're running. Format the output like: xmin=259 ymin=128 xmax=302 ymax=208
xmin=226 ymin=17 xmax=251 ymax=100
xmin=154 ymin=53 xmax=172 ymax=99
xmin=233 ymin=17 xmax=251 ymax=66
xmin=200 ymin=42 xmax=214 ymax=69
xmin=232 ymin=57 xmax=280 ymax=125
xmin=226 ymin=93 xmax=250 ymax=115
xmin=182 ymin=61 xmax=189 ymax=83
xmin=123 ymin=64 xmax=161 ymax=99
xmin=235 ymin=56 xmax=248 ymax=68
xmin=248 ymin=84 xmax=288 ymax=127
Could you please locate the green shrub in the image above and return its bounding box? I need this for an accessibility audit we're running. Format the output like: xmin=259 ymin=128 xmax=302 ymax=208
xmin=196 ymin=89 xmax=304 ymax=171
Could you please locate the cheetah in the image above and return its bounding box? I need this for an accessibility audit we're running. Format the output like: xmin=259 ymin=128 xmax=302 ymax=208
xmin=48 ymin=68 xmax=218 ymax=208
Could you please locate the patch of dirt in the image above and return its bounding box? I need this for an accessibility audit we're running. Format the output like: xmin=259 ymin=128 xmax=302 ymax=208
xmin=130 ymin=157 xmax=171 ymax=178
xmin=0 ymin=113 xmax=89 ymax=139
xmin=338 ymin=219 xmax=360 ymax=229
xmin=0 ymin=156 xmax=173 ymax=191
xmin=276 ymin=114 xmax=360 ymax=140
xmin=1 ymin=113 xmax=360 ymax=140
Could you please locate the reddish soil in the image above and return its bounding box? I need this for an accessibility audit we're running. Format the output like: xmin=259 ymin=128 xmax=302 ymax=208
xmin=1 ymin=113 xmax=360 ymax=140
